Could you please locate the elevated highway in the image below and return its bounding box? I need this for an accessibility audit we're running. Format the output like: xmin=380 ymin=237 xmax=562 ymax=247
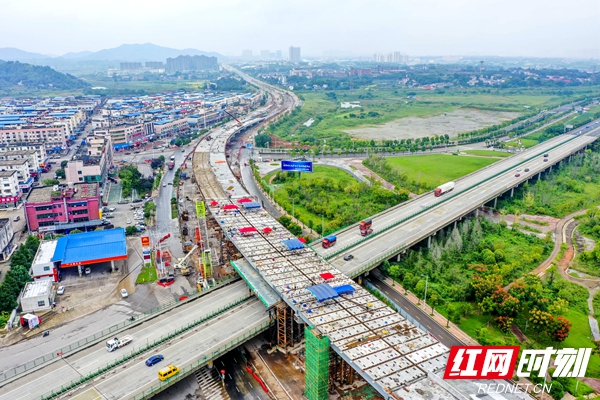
xmin=313 ymin=124 xmax=600 ymax=278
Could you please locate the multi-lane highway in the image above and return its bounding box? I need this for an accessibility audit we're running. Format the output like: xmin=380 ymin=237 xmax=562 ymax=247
xmin=0 ymin=281 xmax=262 ymax=400
xmin=313 ymin=124 xmax=600 ymax=278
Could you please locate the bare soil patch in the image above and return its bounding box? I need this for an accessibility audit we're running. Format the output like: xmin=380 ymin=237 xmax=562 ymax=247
xmin=345 ymin=109 xmax=520 ymax=140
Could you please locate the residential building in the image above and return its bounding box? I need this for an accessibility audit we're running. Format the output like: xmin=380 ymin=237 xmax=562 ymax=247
xmin=166 ymin=55 xmax=218 ymax=72
xmin=153 ymin=118 xmax=189 ymax=138
xmin=65 ymin=133 xmax=113 ymax=185
xmin=24 ymin=183 xmax=101 ymax=232
xmin=145 ymin=61 xmax=164 ymax=69
xmin=289 ymin=46 xmax=301 ymax=62
xmin=95 ymin=122 xmax=147 ymax=150
xmin=0 ymin=218 xmax=14 ymax=260
xmin=20 ymin=280 xmax=54 ymax=312
xmin=30 ymin=240 xmax=58 ymax=281
xmin=260 ymin=50 xmax=271 ymax=60
xmin=0 ymin=159 xmax=33 ymax=192
xmin=0 ymin=149 xmax=44 ymax=178
xmin=275 ymin=50 xmax=282 ymax=60
xmin=0 ymin=126 xmax=67 ymax=150
xmin=120 ymin=62 xmax=143 ymax=70
xmin=0 ymin=170 xmax=22 ymax=205
xmin=242 ymin=50 xmax=253 ymax=60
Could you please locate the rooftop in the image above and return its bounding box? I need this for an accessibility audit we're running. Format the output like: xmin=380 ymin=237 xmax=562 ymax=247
xmin=34 ymin=240 xmax=59 ymax=265
xmin=52 ymin=228 xmax=127 ymax=267
xmin=27 ymin=183 xmax=99 ymax=203
xmin=22 ymin=280 xmax=52 ymax=299
xmin=0 ymin=170 xmax=17 ymax=178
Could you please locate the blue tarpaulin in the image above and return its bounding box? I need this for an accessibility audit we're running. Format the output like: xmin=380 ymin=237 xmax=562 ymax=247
xmin=242 ymin=202 xmax=260 ymax=209
xmin=307 ymin=283 xmax=339 ymax=302
xmin=113 ymin=143 xmax=129 ymax=150
xmin=333 ymin=285 xmax=355 ymax=296
xmin=282 ymin=239 xmax=305 ymax=251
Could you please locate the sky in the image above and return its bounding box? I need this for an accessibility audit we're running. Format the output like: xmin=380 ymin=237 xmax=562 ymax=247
xmin=0 ymin=0 xmax=598 ymax=59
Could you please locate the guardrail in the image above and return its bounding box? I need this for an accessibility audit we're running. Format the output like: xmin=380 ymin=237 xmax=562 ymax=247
xmin=324 ymin=133 xmax=584 ymax=261
xmin=1 ymin=275 xmax=240 ymax=385
xmin=39 ymin=295 xmax=253 ymax=400
xmin=129 ymin=320 xmax=269 ymax=400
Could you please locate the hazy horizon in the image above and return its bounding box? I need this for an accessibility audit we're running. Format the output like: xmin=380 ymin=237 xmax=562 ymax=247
xmin=1 ymin=0 xmax=598 ymax=59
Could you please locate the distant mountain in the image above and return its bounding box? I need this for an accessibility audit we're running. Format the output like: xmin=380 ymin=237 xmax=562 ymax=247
xmin=61 ymin=51 xmax=93 ymax=59
xmin=83 ymin=43 xmax=224 ymax=62
xmin=0 ymin=47 xmax=50 ymax=61
xmin=0 ymin=61 xmax=89 ymax=90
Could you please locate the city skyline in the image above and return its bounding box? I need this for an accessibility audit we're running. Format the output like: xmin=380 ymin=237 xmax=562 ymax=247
xmin=0 ymin=0 xmax=598 ymax=59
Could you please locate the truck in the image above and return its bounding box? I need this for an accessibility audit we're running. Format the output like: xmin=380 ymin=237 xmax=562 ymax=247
xmin=434 ymin=182 xmax=455 ymax=197
xmin=322 ymin=235 xmax=337 ymax=249
xmin=168 ymin=161 xmax=175 ymax=170
xmin=359 ymin=219 xmax=372 ymax=231
xmin=106 ymin=335 xmax=132 ymax=352
xmin=360 ymin=228 xmax=373 ymax=237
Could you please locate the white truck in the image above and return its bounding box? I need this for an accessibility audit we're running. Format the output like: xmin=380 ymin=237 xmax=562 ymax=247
xmin=106 ymin=335 xmax=133 ymax=352
xmin=434 ymin=181 xmax=455 ymax=197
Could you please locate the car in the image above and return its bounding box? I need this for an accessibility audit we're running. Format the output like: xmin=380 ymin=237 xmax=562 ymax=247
xmin=145 ymin=197 xmax=153 ymax=203
xmin=543 ymin=153 xmax=549 ymax=157
xmin=181 ymin=148 xmax=185 ymax=152
xmin=84 ymin=267 xmax=91 ymax=274
xmin=127 ymin=219 xmax=132 ymax=224
xmin=57 ymin=286 xmax=65 ymax=295
xmin=13 ymin=216 xmax=20 ymax=222
xmin=146 ymin=354 xmax=164 ymax=367
xmin=103 ymin=206 xmax=109 ymax=212
xmin=163 ymin=183 xmax=167 ymax=187
xmin=343 ymin=254 xmax=354 ymax=261
xmin=125 ymin=152 xmax=131 ymax=155
xmin=515 ymin=173 xmax=521 ymax=177
xmin=108 ymin=207 xmax=116 ymax=212
xmin=516 ymin=168 xmax=521 ymax=172
xmin=104 ymin=224 xmax=115 ymax=230
xmin=121 ymin=159 xmax=127 ymax=163
xmin=168 ymin=182 xmax=172 ymax=185
xmin=136 ymin=226 xmax=146 ymax=232
xmin=121 ymin=289 xmax=128 ymax=298
xmin=137 ymin=222 xmax=146 ymax=226
xmin=544 ymin=158 xmax=548 ymax=162
xmin=524 ymin=168 xmax=530 ymax=172
xmin=132 ymin=199 xmax=143 ymax=203
xmin=134 ymin=151 xmax=140 ymax=154
xmin=105 ymin=214 xmax=114 ymax=218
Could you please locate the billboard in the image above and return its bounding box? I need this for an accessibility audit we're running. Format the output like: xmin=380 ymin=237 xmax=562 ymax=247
xmin=281 ymin=160 xmax=313 ymax=173
xmin=141 ymin=236 xmax=150 ymax=247
xmin=196 ymin=201 xmax=206 ymax=218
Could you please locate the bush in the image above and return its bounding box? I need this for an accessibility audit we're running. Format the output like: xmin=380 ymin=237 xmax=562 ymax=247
xmin=125 ymin=226 xmax=138 ymax=236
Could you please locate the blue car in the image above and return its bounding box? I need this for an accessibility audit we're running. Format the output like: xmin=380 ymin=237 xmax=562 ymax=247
xmin=145 ymin=354 xmax=164 ymax=367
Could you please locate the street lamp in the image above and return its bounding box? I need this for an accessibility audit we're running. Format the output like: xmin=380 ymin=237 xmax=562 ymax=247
xmin=292 ymin=197 xmax=295 ymax=219
xmin=422 ymin=275 xmax=428 ymax=311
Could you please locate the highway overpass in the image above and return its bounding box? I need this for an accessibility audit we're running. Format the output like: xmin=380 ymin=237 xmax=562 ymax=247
xmin=312 ymin=123 xmax=600 ymax=278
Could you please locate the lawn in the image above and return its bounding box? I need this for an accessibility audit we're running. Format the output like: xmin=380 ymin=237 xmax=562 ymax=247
xmin=464 ymin=150 xmax=512 ymax=158
xmin=136 ymin=265 xmax=157 ymax=284
xmin=505 ymin=138 xmax=540 ymax=148
xmin=384 ymin=154 xmax=498 ymax=188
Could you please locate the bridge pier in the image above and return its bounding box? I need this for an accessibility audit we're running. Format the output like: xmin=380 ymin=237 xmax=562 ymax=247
xmin=427 ymin=236 xmax=432 ymax=248
xmin=493 ymin=197 xmax=497 ymax=208
xmin=510 ymin=187 xmax=514 ymax=197
xmin=538 ymin=172 xmax=541 ymax=180
xmin=454 ymin=220 xmax=457 ymax=229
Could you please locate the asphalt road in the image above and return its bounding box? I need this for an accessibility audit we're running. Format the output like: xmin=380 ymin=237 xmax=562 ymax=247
xmin=366 ymin=274 xmax=463 ymax=348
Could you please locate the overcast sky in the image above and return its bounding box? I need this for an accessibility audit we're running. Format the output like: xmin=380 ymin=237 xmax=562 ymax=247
xmin=1 ymin=0 xmax=598 ymax=58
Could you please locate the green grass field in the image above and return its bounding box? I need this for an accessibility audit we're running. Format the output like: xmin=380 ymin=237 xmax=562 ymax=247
xmin=463 ymin=150 xmax=512 ymax=158
xmin=505 ymin=138 xmax=540 ymax=148
xmin=136 ymin=265 xmax=157 ymax=284
xmin=385 ymin=154 xmax=498 ymax=188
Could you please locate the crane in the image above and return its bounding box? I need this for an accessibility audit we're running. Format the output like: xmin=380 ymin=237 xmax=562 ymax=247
xmin=219 ymin=109 xmax=243 ymax=126
xmin=174 ymin=244 xmax=198 ymax=276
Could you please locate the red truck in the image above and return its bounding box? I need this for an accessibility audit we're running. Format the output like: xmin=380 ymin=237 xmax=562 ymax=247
xmin=168 ymin=161 xmax=175 ymax=170
xmin=359 ymin=219 xmax=373 ymax=236
xmin=322 ymin=235 xmax=337 ymax=248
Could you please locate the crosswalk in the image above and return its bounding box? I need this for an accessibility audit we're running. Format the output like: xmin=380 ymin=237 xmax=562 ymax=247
xmin=194 ymin=366 xmax=230 ymax=400
xmin=153 ymin=285 xmax=175 ymax=307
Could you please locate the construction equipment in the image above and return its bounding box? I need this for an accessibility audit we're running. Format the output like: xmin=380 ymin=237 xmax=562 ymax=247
xmin=174 ymin=244 xmax=198 ymax=276
xmin=221 ymin=109 xmax=243 ymax=126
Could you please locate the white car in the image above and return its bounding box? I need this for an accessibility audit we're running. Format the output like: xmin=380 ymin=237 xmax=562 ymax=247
xmin=126 ymin=219 xmax=131 ymax=224
xmin=57 ymin=286 xmax=65 ymax=295
xmin=162 ymin=183 xmax=167 ymax=187
xmin=120 ymin=289 xmax=128 ymax=298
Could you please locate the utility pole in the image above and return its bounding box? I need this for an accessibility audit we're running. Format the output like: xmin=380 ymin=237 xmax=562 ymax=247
xmin=423 ymin=275 xmax=428 ymax=311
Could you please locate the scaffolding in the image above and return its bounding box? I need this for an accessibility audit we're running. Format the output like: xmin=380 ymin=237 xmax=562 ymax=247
xmin=276 ymin=302 xmax=292 ymax=351
xmin=329 ymin=349 xmax=355 ymax=388
xmin=305 ymin=326 xmax=330 ymax=400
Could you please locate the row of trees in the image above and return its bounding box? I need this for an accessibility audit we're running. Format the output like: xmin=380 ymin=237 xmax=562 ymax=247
xmin=0 ymin=236 xmax=40 ymax=320
xmin=118 ymin=165 xmax=153 ymax=198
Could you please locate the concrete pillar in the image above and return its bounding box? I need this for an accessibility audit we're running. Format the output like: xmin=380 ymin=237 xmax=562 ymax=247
xmin=493 ymin=197 xmax=497 ymax=208
xmin=78 ymin=265 xmax=82 ymax=278
xmin=111 ymin=260 xmax=115 ymax=273
xmin=569 ymin=154 xmax=572 ymax=162
xmin=538 ymin=172 xmax=541 ymax=180
xmin=510 ymin=187 xmax=514 ymax=197
xmin=427 ymin=236 xmax=432 ymax=248
xmin=396 ymin=253 xmax=401 ymax=262
xmin=454 ymin=220 xmax=457 ymax=229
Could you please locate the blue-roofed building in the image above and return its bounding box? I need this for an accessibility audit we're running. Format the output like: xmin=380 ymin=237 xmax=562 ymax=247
xmin=46 ymin=228 xmax=127 ymax=275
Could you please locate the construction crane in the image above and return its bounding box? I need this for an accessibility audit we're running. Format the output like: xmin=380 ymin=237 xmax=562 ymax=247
xmin=174 ymin=244 xmax=198 ymax=276
xmin=219 ymin=108 xmax=243 ymax=126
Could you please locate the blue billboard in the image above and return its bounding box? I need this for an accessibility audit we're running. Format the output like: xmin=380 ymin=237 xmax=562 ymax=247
xmin=281 ymin=160 xmax=313 ymax=172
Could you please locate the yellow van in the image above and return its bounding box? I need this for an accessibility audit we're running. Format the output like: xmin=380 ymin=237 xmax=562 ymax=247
xmin=158 ymin=364 xmax=180 ymax=381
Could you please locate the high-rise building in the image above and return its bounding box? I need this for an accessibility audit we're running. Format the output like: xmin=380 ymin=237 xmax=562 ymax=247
xmin=119 ymin=62 xmax=142 ymax=70
xmin=275 ymin=50 xmax=282 ymax=60
xmin=145 ymin=61 xmax=164 ymax=69
xmin=166 ymin=55 xmax=218 ymax=72
xmin=260 ymin=50 xmax=271 ymax=60
xmin=242 ymin=49 xmax=253 ymax=60
xmin=289 ymin=46 xmax=301 ymax=62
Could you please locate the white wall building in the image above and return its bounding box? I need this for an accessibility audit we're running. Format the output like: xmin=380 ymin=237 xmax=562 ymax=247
xmin=20 ymin=280 xmax=54 ymax=312
xmin=0 ymin=218 xmax=14 ymax=260
xmin=31 ymin=240 xmax=58 ymax=281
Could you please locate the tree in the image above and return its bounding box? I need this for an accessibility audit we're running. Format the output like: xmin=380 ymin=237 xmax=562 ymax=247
xmin=255 ymin=134 xmax=272 ymax=148
xmin=549 ymin=315 xmax=571 ymax=342
xmin=389 ymin=265 xmax=401 ymax=281
xmin=42 ymin=179 xmax=59 ymax=186
xmin=55 ymin=169 xmax=65 ymax=179
xmin=60 ymin=160 xmax=69 ymax=168
xmin=125 ymin=226 xmax=138 ymax=236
